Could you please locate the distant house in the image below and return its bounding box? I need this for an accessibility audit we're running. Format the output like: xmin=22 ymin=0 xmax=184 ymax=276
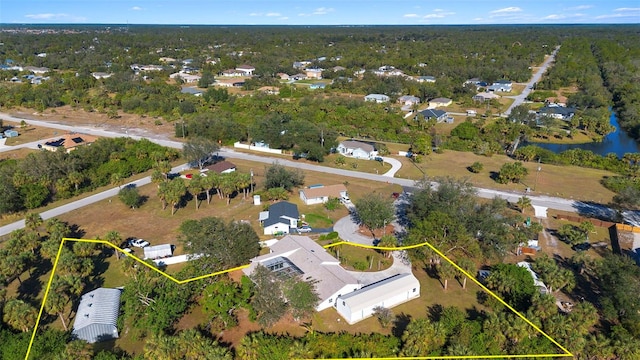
xmin=236 ymin=64 xmax=255 ymax=76
xmin=416 ymin=75 xmax=436 ymax=83
xmin=41 ymin=133 xmax=97 ymax=153
xmin=180 ymin=87 xmax=204 ymax=96
xmin=364 ymin=94 xmax=390 ymax=103
xmin=538 ymin=106 xmax=576 ymax=120
xmin=277 ymin=73 xmax=290 ymax=80
xmin=23 ymin=66 xmax=49 ymax=74
xmin=243 ymin=235 xmax=361 ymax=311
xmin=221 ymin=69 xmax=244 ymax=77
xmin=3 ymin=129 xmax=18 ymax=138
xmin=373 ymin=65 xmax=404 ymax=77
xmin=309 ymin=82 xmax=326 ymax=89
xmin=299 ymin=184 xmax=348 ymax=205
xmin=428 ymin=97 xmax=452 ymax=108
xmin=72 ymin=288 xmax=122 ymax=343
xmin=517 ymin=261 xmax=548 ymax=294
xmin=464 ymin=78 xmax=489 ymax=90
xmin=159 ymin=57 xmax=177 ymax=63
xmin=473 ymin=92 xmax=500 ymax=102
xmin=261 ymin=201 xmax=299 ymax=235
xmin=305 ymin=68 xmax=323 ymax=79
xmin=332 ymin=66 xmax=346 ymax=72
xmin=91 ymin=72 xmax=112 ymax=80
xmin=418 ymin=109 xmax=448 ymax=123
xmin=291 ymin=73 xmax=307 ymax=81
xmin=545 ymin=96 xmax=568 ymax=107
xmin=170 ymin=72 xmax=201 ymax=83
xmin=336 ymin=273 xmax=420 ymax=324
xmin=337 ymin=140 xmax=377 ymax=160
xmin=397 ymin=95 xmax=421 ymax=106
xmin=258 ymin=86 xmax=280 ymax=95
xmin=203 ymin=160 xmax=236 ymax=174
xmin=143 ymin=244 xmax=173 ymax=260
xmin=488 ymin=80 xmax=512 ymax=92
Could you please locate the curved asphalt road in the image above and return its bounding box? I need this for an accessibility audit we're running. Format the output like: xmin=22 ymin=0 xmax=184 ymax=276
xmin=0 ymin=109 xmax=624 ymax=237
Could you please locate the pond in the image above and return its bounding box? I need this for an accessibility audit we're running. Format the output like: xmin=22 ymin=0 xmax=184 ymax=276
xmin=526 ymin=110 xmax=640 ymax=158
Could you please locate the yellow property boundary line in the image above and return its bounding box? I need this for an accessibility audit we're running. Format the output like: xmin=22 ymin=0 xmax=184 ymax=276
xmin=25 ymin=238 xmax=573 ymax=360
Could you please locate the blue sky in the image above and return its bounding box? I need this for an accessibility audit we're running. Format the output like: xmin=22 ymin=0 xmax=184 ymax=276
xmin=1 ymin=1 xmax=639 ymax=25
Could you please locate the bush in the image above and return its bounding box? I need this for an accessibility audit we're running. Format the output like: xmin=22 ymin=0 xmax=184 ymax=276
xmin=469 ymin=161 xmax=484 ymax=173
xmin=324 ymin=197 xmax=341 ymax=211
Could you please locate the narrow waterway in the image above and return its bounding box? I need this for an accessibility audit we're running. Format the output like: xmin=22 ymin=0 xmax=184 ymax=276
xmin=527 ymin=111 xmax=640 ymax=157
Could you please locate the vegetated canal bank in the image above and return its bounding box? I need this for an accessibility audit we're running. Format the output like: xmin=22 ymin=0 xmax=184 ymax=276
xmin=527 ymin=110 xmax=640 ymax=157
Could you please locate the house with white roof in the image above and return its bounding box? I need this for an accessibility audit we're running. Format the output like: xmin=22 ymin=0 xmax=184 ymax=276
xmin=336 ymin=273 xmax=420 ymax=324
xmin=397 ymin=95 xmax=421 ymax=107
xmin=243 ymin=235 xmax=361 ymax=311
xmin=72 ymin=288 xmax=122 ymax=343
xmin=428 ymin=97 xmax=453 ymax=108
xmin=337 ymin=140 xmax=377 ymax=160
xmin=364 ymin=94 xmax=390 ymax=103
xmin=235 ymin=64 xmax=255 ymax=76
xmin=299 ymin=184 xmax=348 ymax=205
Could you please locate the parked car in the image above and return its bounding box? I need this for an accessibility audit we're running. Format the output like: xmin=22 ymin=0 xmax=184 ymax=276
xmin=129 ymin=238 xmax=150 ymax=248
xmin=374 ymin=156 xmax=384 ymax=162
xmin=298 ymin=226 xmax=312 ymax=233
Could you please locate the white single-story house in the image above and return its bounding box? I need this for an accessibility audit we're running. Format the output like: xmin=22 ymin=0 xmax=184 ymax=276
xmin=473 ymin=92 xmax=500 ymax=102
xmin=336 ymin=140 xmax=377 ymax=160
xmin=488 ymin=80 xmax=512 ymax=92
xmin=235 ymin=64 xmax=255 ymax=76
xmin=537 ymin=106 xmax=576 ymax=121
xmin=397 ymin=95 xmax=421 ymax=106
xmin=221 ymin=69 xmax=244 ymax=77
xmin=364 ymin=94 xmax=390 ymax=103
xmin=336 ymin=273 xmax=420 ymax=324
xmin=72 ymin=288 xmax=122 ymax=343
xmin=243 ymin=235 xmax=361 ymax=311
xmin=416 ymin=75 xmax=436 ymax=83
xmin=170 ymin=72 xmax=201 ymax=83
xmin=261 ymin=201 xmax=299 ymax=235
xmin=91 ymin=72 xmax=112 ymax=80
xmin=23 ymin=66 xmax=49 ymax=74
xmin=143 ymin=244 xmax=173 ymax=260
xmin=299 ymin=184 xmax=348 ymax=205
xmin=305 ymin=68 xmax=323 ymax=79
xmin=428 ymin=97 xmax=453 ymax=108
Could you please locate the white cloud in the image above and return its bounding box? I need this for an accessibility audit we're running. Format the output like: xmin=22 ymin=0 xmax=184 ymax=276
xmin=266 ymin=12 xmax=281 ymax=17
xmin=614 ymin=7 xmax=640 ymax=11
xmin=131 ymin=6 xmax=142 ymax=11
xmin=421 ymin=9 xmax=455 ymax=19
xmin=403 ymin=14 xmax=420 ymax=18
xmin=24 ymin=13 xmax=87 ymax=21
xmin=313 ymin=7 xmax=334 ymax=15
xmin=543 ymin=14 xmax=566 ymax=20
xmin=566 ymin=5 xmax=593 ymax=10
xmin=249 ymin=12 xmax=261 ymax=16
xmin=490 ymin=7 xmax=522 ymax=14
xmin=473 ymin=17 xmax=483 ymax=21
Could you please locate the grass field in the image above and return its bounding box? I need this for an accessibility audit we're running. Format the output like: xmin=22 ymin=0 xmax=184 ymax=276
xmin=3 ymin=125 xmax=59 ymax=146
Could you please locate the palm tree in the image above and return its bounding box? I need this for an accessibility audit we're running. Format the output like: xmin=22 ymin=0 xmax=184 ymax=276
xmin=201 ymin=173 xmax=215 ymax=204
xmin=517 ymin=196 xmax=531 ymax=214
xmin=104 ymin=230 xmax=123 ymax=260
xmin=455 ymin=257 xmax=476 ymax=290
xmin=3 ymin=299 xmax=37 ymax=332
xmin=166 ymin=178 xmax=186 ymax=215
xmin=22 ymin=231 xmax=40 ymax=255
xmin=61 ymin=340 xmax=92 ymax=360
xmin=150 ymin=169 xmax=165 ymax=188
xmin=220 ymin=174 xmax=236 ymax=205
xmin=45 ymin=218 xmax=69 ymax=239
xmin=579 ymin=221 xmax=595 ymax=242
xmin=67 ymin=171 xmax=84 ymax=192
xmin=236 ymin=172 xmax=252 ymax=199
xmin=24 ymin=212 xmax=43 ymax=233
xmin=158 ymin=181 xmax=169 ymax=210
xmin=156 ymin=160 xmax=172 ymax=180
xmin=110 ymin=172 xmax=124 ymax=189
xmin=45 ymin=290 xmax=69 ymax=330
xmin=188 ymin=175 xmax=205 ymax=210
xmin=377 ymin=234 xmax=397 ymax=258
xmin=436 ymin=261 xmax=457 ymax=290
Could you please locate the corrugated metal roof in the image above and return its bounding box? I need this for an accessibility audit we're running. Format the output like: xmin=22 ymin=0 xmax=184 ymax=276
xmin=144 ymin=244 xmax=173 ymax=260
xmin=338 ymin=273 xmax=419 ymax=311
xmin=72 ymin=288 xmax=121 ymax=343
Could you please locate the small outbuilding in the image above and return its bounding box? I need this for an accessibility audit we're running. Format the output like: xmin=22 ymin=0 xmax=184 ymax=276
xmin=3 ymin=129 xmax=18 ymax=138
xmin=143 ymin=244 xmax=173 ymax=260
xmin=72 ymin=288 xmax=122 ymax=343
xmin=336 ymin=273 xmax=420 ymax=324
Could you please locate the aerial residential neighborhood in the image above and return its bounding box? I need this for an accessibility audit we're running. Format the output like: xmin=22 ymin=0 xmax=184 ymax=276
xmin=0 ymin=3 xmax=639 ymax=359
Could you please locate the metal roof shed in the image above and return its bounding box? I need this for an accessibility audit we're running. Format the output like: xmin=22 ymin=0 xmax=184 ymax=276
xmin=143 ymin=244 xmax=173 ymax=260
xmin=72 ymin=288 xmax=121 ymax=343
xmin=336 ymin=273 xmax=420 ymax=324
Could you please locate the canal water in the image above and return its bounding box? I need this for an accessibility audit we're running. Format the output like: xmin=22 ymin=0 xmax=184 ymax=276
xmin=527 ymin=111 xmax=640 ymax=157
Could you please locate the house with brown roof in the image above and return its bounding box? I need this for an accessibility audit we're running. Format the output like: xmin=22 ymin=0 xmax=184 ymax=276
xmin=299 ymin=184 xmax=348 ymax=205
xmin=40 ymin=133 xmax=97 ymax=153
xmin=203 ymin=161 xmax=236 ymax=174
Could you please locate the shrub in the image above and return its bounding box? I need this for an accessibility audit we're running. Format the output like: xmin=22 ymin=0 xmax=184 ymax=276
xmin=469 ymin=161 xmax=484 ymax=173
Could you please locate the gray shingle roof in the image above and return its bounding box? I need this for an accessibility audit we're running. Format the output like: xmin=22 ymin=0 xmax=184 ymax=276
xmin=72 ymin=288 xmax=121 ymax=343
xmin=339 ymin=140 xmax=375 ymax=153
xmin=264 ymin=201 xmax=299 ymax=227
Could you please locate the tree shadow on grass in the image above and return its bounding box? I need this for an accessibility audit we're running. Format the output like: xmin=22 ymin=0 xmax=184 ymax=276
xmin=392 ymin=312 xmax=412 ymax=338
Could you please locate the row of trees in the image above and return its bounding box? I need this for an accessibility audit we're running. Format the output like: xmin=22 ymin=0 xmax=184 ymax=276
xmin=0 ymin=137 xmax=179 ymax=216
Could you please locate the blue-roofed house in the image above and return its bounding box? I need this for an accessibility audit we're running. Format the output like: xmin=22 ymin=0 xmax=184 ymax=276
xmin=418 ymin=109 xmax=448 ymax=123
xmin=180 ymin=87 xmax=204 ymax=96
xmin=71 ymin=288 xmax=122 ymax=343
xmin=261 ymin=201 xmax=299 ymax=235
xmin=309 ymin=82 xmax=326 ymax=90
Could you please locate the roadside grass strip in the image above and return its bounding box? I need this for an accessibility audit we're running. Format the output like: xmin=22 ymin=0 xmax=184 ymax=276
xmin=25 ymin=238 xmax=573 ymax=360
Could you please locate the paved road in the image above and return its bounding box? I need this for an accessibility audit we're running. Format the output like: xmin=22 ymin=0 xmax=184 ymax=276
xmin=504 ymin=45 xmax=561 ymax=116
xmin=0 ymin=109 xmax=626 ymax=237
